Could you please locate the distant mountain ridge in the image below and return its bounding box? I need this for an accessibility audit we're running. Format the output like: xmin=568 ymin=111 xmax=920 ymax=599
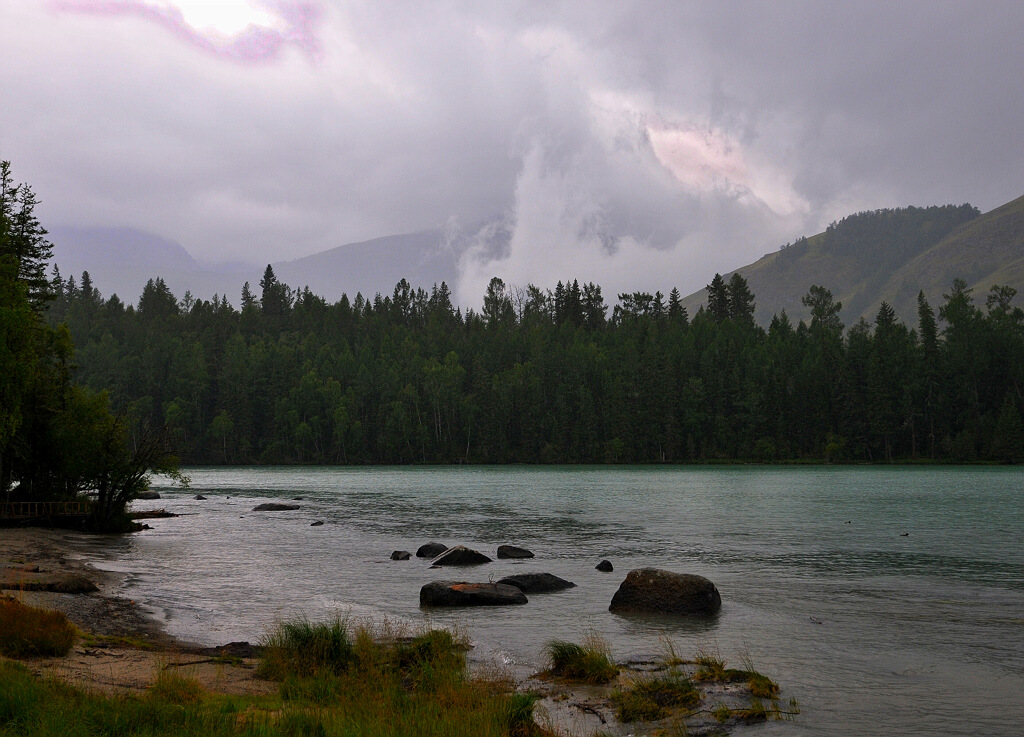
xmin=49 ymin=220 xmax=510 ymax=305
xmin=682 ymin=195 xmax=1024 ymax=326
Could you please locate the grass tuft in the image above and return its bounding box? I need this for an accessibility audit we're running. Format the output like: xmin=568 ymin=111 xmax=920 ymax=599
xmin=258 ymin=616 xmax=355 ymax=679
xmin=147 ymin=671 xmax=204 ymax=705
xmin=544 ymin=635 xmax=619 ymax=684
xmin=611 ymin=672 xmax=700 ymax=722
xmin=0 ymin=597 xmax=78 ymax=658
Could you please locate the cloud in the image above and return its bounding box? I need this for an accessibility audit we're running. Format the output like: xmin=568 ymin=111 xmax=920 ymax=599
xmin=1 ymin=0 xmax=1022 ymax=305
xmin=49 ymin=0 xmax=323 ymax=62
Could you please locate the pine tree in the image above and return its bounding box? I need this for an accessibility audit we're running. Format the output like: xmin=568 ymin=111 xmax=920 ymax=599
xmin=706 ymin=274 xmax=729 ymax=322
xmin=727 ymin=273 xmax=756 ymax=325
xmin=0 ymin=160 xmax=54 ymax=310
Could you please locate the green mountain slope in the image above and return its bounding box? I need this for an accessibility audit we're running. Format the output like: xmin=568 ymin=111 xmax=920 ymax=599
xmin=682 ymin=195 xmax=1024 ymax=327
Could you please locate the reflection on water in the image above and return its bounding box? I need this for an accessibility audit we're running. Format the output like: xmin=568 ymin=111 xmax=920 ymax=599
xmin=69 ymin=466 xmax=1024 ymax=736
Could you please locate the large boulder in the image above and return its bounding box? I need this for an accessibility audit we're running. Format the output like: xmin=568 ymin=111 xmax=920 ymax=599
xmin=416 ymin=542 xmax=448 ymax=558
xmin=496 ymin=544 xmax=534 ymax=559
xmin=609 ymin=568 xmax=721 ymax=616
xmin=252 ymin=503 xmax=300 ymax=511
xmin=497 ymin=573 xmax=575 ymax=593
xmin=420 ymin=581 xmax=528 ymax=607
xmin=431 ymin=545 xmax=492 ymax=566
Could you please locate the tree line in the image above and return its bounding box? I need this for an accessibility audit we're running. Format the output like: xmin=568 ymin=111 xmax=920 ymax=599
xmin=48 ymin=256 xmax=1024 ymax=466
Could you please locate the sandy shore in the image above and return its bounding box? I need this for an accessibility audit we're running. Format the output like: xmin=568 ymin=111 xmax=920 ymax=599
xmin=1 ymin=526 xmax=271 ymax=695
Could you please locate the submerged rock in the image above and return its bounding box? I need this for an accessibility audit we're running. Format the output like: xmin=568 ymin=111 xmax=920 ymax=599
xmin=431 ymin=545 xmax=492 ymax=566
xmin=496 ymin=544 xmax=535 ymax=559
xmin=609 ymin=568 xmax=721 ymax=617
xmin=391 ymin=550 xmax=412 ymax=561
xmin=137 ymin=491 xmax=161 ymax=500
xmin=194 ymin=495 xmax=207 ymax=501
xmin=252 ymin=503 xmax=300 ymax=512
xmin=416 ymin=542 xmax=448 ymax=558
xmin=420 ymin=581 xmax=528 ymax=607
xmin=596 ymin=560 xmax=613 ymax=572
xmin=310 ymin=520 xmax=324 ymax=527
xmin=497 ymin=573 xmax=575 ymax=593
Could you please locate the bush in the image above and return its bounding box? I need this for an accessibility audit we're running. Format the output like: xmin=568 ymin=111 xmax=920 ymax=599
xmin=544 ymin=636 xmax=618 ymax=684
xmin=0 ymin=598 xmax=77 ymax=657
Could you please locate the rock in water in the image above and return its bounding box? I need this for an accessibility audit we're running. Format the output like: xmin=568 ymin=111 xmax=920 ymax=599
xmin=137 ymin=491 xmax=161 ymax=500
xmin=310 ymin=520 xmax=324 ymax=527
xmin=194 ymin=495 xmax=207 ymax=500
xmin=416 ymin=542 xmax=448 ymax=558
xmin=391 ymin=550 xmax=412 ymax=560
xmin=596 ymin=560 xmax=613 ymax=572
xmin=609 ymin=568 xmax=721 ymax=616
xmin=496 ymin=544 xmax=534 ymax=559
xmin=252 ymin=503 xmax=301 ymax=511
xmin=420 ymin=581 xmax=528 ymax=607
xmin=431 ymin=545 xmax=492 ymax=566
xmin=497 ymin=573 xmax=575 ymax=593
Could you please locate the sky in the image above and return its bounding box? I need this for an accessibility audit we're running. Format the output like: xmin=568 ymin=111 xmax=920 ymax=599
xmin=1 ymin=0 xmax=1022 ymax=304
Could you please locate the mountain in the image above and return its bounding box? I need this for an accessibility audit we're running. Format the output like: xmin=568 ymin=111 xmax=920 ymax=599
xmin=49 ymin=220 xmax=510 ymax=306
xmin=273 ymin=229 xmax=453 ymax=302
xmin=49 ymin=226 xmax=250 ymax=303
xmin=681 ymin=195 xmax=1024 ymax=326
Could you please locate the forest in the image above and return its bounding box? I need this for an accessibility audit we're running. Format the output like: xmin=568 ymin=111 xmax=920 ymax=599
xmin=47 ymin=247 xmax=1024 ymax=466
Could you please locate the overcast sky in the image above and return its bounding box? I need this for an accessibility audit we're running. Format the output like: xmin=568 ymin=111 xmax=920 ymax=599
xmin=1 ymin=0 xmax=1022 ymax=302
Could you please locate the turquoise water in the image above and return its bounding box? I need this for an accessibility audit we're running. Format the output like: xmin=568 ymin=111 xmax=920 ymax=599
xmin=73 ymin=466 xmax=1024 ymax=735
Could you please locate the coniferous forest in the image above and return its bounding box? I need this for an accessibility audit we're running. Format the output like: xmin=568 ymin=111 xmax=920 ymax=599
xmin=47 ymin=248 xmax=1024 ymax=466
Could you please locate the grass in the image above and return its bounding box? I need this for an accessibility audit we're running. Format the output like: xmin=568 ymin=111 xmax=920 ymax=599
xmin=0 ymin=597 xmax=78 ymax=657
xmin=611 ymin=671 xmax=701 ymax=722
xmin=0 ymin=615 xmax=548 ymax=737
xmin=543 ymin=635 xmax=619 ymax=684
xmin=257 ymin=616 xmax=355 ymax=679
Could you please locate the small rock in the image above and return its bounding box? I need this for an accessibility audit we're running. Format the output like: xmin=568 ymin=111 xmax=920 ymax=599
xmin=137 ymin=491 xmax=161 ymax=500
xmin=194 ymin=495 xmax=207 ymax=501
xmin=596 ymin=560 xmax=613 ymax=572
xmin=432 ymin=545 xmax=492 ymax=566
xmin=310 ymin=520 xmax=325 ymax=527
xmin=498 ymin=573 xmax=575 ymax=593
xmin=609 ymin=568 xmax=721 ymax=617
xmin=252 ymin=503 xmax=301 ymax=511
xmin=420 ymin=581 xmax=528 ymax=607
xmin=293 ymin=497 xmax=303 ymax=501
xmin=416 ymin=542 xmax=448 ymax=558
xmin=391 ymin=550 xmax=412 ymax=561
xmin=496 ymin=544 xmax=534 ymax=559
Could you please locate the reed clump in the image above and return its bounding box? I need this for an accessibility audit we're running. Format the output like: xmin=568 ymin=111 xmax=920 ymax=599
xmin=543 ymin=635 xmax=619 ymax=684
xmin=0 ymin=597 xmax=77 ymax=657
xmin=611 ymin=670 xmax=701 ymax=722
xmin=693 ymin=649 xmax=779 ymax=698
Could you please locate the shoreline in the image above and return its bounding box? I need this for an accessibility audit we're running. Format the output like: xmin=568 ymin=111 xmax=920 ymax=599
xmin=1 ymin=527 xmax=186 ymax=651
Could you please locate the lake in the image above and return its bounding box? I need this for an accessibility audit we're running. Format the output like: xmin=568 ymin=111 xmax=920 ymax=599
xmin=70 ymin=466 xmax=1024 ymax=735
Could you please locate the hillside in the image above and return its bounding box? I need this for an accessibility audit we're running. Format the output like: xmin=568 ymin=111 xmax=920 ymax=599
xmin=681 ymin=195 xmax=1024 ymax=327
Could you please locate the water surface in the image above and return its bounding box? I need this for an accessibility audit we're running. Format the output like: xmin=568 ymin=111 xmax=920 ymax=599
xmin=71 ymin=466 xmax=1024 ymax=735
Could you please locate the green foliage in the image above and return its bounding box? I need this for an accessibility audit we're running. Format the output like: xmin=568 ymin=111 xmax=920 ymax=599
xmin=0 ymin=158 xmax=180 ymax=526
xmin=0 ymin=598 xmax=78 ymax=658
xmin=544 ymin=637 xmax=619 ymax=684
